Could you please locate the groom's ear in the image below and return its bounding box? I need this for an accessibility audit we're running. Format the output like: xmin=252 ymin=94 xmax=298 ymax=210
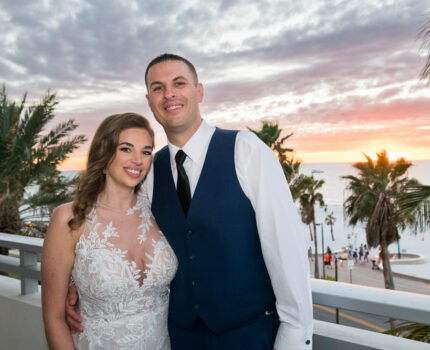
xmin=145 ymin=94 xmax=152 ymax=109
xmin=197 ymin=83 xmax=204 ymax=103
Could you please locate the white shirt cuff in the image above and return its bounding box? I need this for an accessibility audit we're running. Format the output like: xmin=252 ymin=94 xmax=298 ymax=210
xmin=274 ymin=322 xmax=313 ymax=350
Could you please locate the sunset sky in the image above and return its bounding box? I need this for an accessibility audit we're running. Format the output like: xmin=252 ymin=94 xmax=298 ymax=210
xmin=1 ymin=0 xmax=429 ymax=170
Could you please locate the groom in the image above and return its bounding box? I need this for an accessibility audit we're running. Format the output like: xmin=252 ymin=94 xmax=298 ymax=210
xmin=67 ymin=53 xmax=313 ymax=349
xmin=144 ymin=54 xmax=312 ymax=349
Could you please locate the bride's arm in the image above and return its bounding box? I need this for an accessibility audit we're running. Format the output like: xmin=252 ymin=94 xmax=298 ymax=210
xmin=41 ymin=203 xmax=78 ymax=350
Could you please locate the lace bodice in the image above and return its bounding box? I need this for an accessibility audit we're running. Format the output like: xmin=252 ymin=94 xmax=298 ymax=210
xmin=71 ymin=195 xmax=178 ymax=350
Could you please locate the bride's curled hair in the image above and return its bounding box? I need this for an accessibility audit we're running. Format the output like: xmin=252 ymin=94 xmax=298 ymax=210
xmin=68 ymin=112 xmax=154 ymax=230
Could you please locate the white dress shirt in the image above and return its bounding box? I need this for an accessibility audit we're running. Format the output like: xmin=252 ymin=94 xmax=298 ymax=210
xmin=143 ymin=120 xmax=313 ymax=349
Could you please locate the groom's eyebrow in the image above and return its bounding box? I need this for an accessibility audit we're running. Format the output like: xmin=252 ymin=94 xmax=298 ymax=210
xmin=149 ymin=75 xmax=188 ymax=88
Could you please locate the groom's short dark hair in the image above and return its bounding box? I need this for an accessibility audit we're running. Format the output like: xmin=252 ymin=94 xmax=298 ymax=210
xmin=145 ymin=53 xmax=199 ymax=87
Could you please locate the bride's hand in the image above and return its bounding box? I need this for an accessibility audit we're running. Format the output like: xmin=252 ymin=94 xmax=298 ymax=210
xmin=65 ymin=284 xmax=83 ymax=333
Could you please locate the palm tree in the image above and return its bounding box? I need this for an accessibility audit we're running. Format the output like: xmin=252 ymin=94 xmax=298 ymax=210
xmin=383 ymin=19 xmax=430 ymax=342
xmin=298 ymin=175 xmax=325 ymax=278
xmin=20 ymin=168 xmax=81 ymax=237
xmin=248 ymin=121 xmax=303 ymax=199
xmin=325 ymin=212 xmax=336 ymax=241
xmin=0 ymin=86 xmax=86 ymax=238
xmin=342 ymin=150 xmax=418 ymax=289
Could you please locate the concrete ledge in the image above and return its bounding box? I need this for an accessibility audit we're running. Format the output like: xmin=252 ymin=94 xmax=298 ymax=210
xmin=314 ymin=320 xmax=430 ymax=350
xmin=380 ymin=253 xmax=430 ymax=283
xmin=390 ymin=253 xmax=425 ymax=265
xmin=0 ymin=233 xmax=43 ymax=253
xmin=0 ymin=276 xmax=48 ymax=350
xmin=391 ymin=271 xmax=430 ymax=284
xmin=0 ymin=254 xmax=41 ymax=280
xmin=312 ymin=279 xmax=430 ymax=325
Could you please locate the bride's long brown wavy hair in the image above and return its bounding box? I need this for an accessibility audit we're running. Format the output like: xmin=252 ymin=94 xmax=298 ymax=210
xmin=68 ymin=112 xmax=154 ymax=230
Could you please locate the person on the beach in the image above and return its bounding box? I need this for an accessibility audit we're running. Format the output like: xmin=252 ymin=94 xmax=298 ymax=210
xmin=353 ymin=248 xmax=358 ymax=263
xmin=66 ymin=53 xmax=313 ymax=349
xmin=42 ymin=113 xmax=178 ymax=349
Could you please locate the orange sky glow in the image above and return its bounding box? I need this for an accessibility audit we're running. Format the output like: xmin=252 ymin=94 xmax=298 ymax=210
xmin=2 ymin=0 xmax=429 ymax=170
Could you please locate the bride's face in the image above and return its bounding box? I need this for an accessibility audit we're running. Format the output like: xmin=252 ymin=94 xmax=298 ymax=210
xmin=105 ymin=128 xmax=153 ymax=190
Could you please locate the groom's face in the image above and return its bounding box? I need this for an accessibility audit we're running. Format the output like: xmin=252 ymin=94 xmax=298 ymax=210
xmin=145 ymin=60 xmax=204 ymax=137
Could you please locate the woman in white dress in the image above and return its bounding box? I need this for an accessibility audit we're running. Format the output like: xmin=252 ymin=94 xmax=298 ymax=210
xmin=41 ymin=113 xmax=178 ymax=350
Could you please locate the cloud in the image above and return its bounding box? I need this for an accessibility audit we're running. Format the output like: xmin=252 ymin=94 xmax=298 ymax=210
xmin=0 ymin=0 xmax=429 ymax=164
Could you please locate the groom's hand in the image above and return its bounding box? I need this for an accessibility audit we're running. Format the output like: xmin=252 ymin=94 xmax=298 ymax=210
xmin=65 ymin=284 xmax=83 ymax=333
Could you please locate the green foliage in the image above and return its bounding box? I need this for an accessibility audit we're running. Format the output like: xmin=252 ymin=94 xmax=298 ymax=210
xmin=248 ymin=121 xmax=301 ymax=184
xmin=248 ymin=121 xmax=303 ymax=200
xmin=342 ymin=150 xmax=417 ymax=234
xmin=322 ymin=275 xmax=336 ymax=281
xmin=298 ymin=176 xmax=325 ymax=225
xmin=342 ymin=150 xmax=419 ymax=289
xmin=325 ymin=212 xmax=336 ymax=241
xmin=325 ymin=212 xmax=336 ymax=226
xmin=296 ymin=175 xmax=325 ymax=278
xmin=0 ymin=86 xmax=86 ymax=236
xmin=384 ymin=322 xmax=430 ymax=343
xmin=399 ymin=184 xmax=430 ymax=231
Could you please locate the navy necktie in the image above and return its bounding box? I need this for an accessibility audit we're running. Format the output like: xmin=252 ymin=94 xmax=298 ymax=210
xmin=175 ymin=150 xmax=191 ymax=215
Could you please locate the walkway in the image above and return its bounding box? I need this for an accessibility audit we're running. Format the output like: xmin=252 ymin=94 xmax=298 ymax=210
xmin=309 ymin=256 xmax=430 ymax=295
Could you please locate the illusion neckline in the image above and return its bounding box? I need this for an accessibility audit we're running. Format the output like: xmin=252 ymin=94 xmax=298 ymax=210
xmin=95 ymin=200 xmax=138 ymax=213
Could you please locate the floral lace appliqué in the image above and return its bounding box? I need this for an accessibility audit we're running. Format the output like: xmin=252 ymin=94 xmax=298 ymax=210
xmin=71 ymin=199 xmax=177 ymax=350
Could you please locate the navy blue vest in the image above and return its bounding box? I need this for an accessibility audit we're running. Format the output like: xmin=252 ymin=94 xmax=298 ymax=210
xmin=151 ymin=129 xmax=276 ymax=333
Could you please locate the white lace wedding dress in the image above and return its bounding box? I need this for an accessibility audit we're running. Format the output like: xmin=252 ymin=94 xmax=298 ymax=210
xmin=71 ymin=195 xmax=178 ymax=350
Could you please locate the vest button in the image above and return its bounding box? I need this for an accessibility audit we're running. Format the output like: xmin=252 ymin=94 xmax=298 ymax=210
xmin=194 ymin=304 xmax=200 ymax=310
xmin=189 ymin=255 xmax=195 ymax=260
xmin=191 ymin=280 xmax=197 ymax=286
xmin=187 ymin=229 xmax=193 ymax=236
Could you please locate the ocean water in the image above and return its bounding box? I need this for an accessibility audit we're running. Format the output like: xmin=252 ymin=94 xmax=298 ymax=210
xmin=59 ymin=161 xmax=430 ymax=277
xmin=300 ymin=159 xmax=430 ymax=206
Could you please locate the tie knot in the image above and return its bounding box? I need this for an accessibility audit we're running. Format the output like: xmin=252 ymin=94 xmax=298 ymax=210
xmin=175 ymin=150 xmax=187 ymax=166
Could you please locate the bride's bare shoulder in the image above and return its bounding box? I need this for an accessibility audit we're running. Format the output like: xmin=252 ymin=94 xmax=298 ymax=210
xmin=51 ymin=202 xmax=74 ymax=225
xmin=47 ymin=203 xmax=83 ymax=239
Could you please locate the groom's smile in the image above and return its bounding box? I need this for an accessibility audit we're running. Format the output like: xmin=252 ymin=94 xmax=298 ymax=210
xmin=145 ymin=60 xmax=204 ymax=146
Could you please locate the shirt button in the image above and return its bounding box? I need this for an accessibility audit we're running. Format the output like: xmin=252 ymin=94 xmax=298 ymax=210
xmin=306 ymin=340 xmax=311 ymax=345
xmin=189 ymin=255 xmax=195 ymax=260
xmin=194 ymin=304 xmax=200 ymax=310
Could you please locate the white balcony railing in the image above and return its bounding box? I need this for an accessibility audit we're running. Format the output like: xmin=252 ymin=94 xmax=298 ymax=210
xmin=1 ymin=232 xmax=430 ymax=350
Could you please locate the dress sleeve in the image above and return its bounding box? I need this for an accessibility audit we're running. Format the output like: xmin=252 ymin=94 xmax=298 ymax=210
xmin=235 ymin=131 xmax=313 ymax=349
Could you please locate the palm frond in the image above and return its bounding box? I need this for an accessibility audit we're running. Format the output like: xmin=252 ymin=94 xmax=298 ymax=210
xmin=418 ymin=15 xmax=430 ymax=84
xmin=0 ymin=87 xmax=85 ymax=234
xmin=384 ymin=322 xmax=430 ymax=343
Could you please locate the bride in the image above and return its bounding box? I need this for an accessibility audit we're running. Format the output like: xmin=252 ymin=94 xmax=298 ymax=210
xmin=41 ymin=113 xmax=178 ymax=350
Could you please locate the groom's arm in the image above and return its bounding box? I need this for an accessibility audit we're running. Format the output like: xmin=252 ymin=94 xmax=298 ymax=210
xmin=235 ymin=131 xmax=313 ymax=350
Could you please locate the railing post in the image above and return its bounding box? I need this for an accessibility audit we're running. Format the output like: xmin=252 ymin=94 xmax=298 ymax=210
xmin=20 ymin=250 xmax=38 ymax=294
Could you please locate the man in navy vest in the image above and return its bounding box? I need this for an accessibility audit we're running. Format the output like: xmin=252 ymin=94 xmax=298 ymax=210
xmin=144 ymin=54 xmax=313 ymax=349
xmin=66 ymin=53 xmax=313 ymax=349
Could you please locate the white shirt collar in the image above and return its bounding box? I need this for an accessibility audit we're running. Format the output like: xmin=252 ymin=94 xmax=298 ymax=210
xmin=168 ymin=120 xmax=215 ymax=168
